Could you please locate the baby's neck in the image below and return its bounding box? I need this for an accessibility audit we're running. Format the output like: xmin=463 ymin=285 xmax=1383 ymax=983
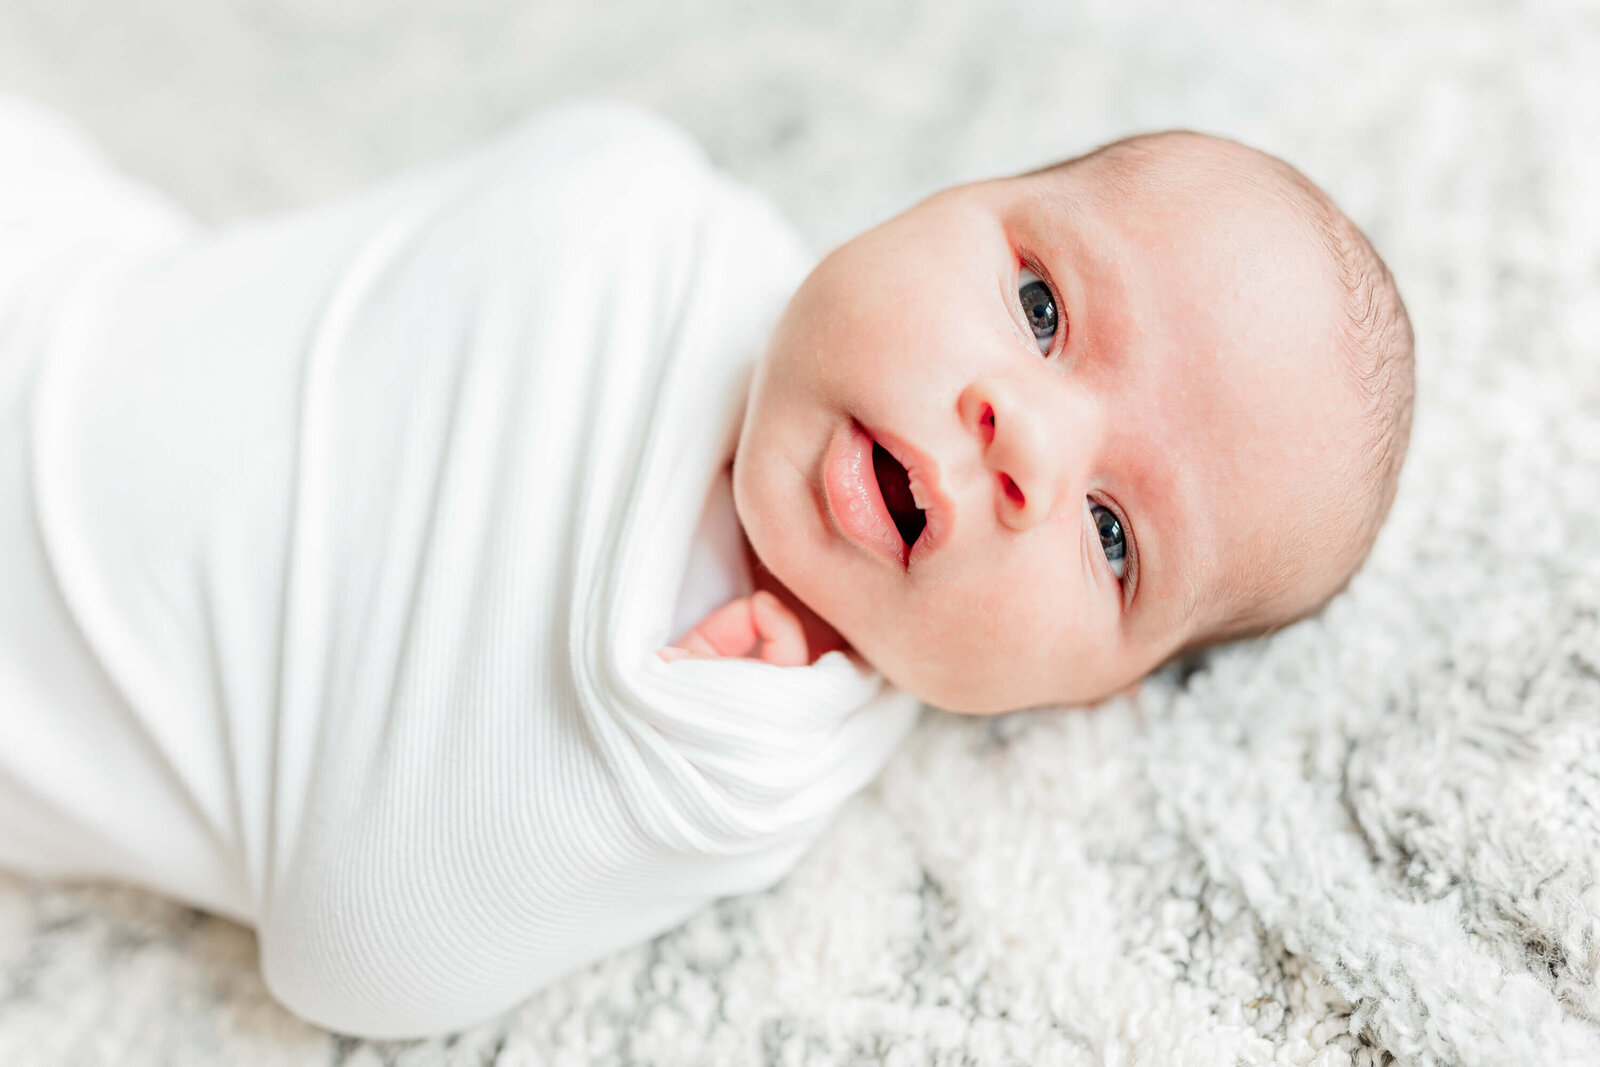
xmin=742 ymin=534 xmax=851 ymax=664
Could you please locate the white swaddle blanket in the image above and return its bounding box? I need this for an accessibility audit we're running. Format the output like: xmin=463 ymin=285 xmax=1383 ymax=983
xmin=0 ymin=97 xmax=921 ymax=1037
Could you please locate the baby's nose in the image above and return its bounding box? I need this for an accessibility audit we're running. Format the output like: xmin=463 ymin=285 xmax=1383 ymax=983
xmin=958 ymin=378 xmax=1078 ymax=532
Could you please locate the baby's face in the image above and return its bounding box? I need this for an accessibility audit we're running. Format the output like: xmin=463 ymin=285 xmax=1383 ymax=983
xmin=733 ymin=141 xmax=1365 ymax=713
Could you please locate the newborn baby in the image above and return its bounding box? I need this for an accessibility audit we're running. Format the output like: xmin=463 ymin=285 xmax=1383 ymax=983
xmin=0 ymin=95 xmax=1412 ymax=1038
xmin=680 ymin=125 xmax=1415 ymax=711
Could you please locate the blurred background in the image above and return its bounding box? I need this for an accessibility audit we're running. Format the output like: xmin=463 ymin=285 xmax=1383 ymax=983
xmin=8 ymin=1 xmax=1587 ymax=255
xmin=3 ymin=1 xmax=1600 ymax=1063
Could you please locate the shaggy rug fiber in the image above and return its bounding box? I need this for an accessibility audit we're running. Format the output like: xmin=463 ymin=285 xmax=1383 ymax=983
xmin=2 ymin=1 xmax=1598 ymax=1063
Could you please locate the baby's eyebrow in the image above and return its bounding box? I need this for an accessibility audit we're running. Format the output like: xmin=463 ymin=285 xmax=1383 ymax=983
xmin=1169 ymin=561 xmax=1206 ymax=634
xmin=1121 ymin=444 xmax=1210 ymax=638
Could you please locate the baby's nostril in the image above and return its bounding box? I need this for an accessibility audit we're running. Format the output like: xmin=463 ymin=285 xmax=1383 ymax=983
xmin=1000 ymin=473 xmax=1024 ymax=507
xmin=980 ymin=403 xmax=995 ymax=446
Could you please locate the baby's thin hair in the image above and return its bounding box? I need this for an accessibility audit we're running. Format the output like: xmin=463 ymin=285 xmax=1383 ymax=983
xmin=1032 ymin=131 xmax=1415 ymax=656
xmin=1247 ymin=152 xmax=1414 ymax=627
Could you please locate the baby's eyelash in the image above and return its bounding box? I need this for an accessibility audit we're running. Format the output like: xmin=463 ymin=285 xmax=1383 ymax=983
xmin=1115 ymin=513 xmax=1138 ymax=607
xmin=1092 ymin=495 xmax=1138 ymax=603
xmin=1017 ymin=256 xmax=1066 ymax=356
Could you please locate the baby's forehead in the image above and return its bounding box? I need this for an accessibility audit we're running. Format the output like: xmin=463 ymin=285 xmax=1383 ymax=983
xmin=1027 ymin=156 xmax=1345 ymax=368
xmin=1021 ymin=133 xmax=1335 ymax=265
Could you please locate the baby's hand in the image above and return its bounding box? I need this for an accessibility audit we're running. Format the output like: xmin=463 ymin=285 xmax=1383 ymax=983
xmin=659 ymin=591 xmax=810 ymax=667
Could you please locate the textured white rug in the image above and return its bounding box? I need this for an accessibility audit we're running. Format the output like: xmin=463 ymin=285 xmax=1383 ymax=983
xmin=3 ymin=1 xmax=1599 ymax=1063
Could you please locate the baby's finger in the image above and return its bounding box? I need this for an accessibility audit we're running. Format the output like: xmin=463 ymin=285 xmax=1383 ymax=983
xmin=681 ymin=598 xmax=760 ymax=659
xmin=750 ymin=591 xmax=809 ymax=667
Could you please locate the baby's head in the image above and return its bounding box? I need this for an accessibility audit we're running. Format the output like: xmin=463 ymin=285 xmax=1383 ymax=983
xmin=733 ymin=130 xmax=1414 ymax=713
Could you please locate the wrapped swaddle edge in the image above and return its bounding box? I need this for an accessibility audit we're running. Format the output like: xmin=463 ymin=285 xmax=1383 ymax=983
xmin=568 ymin=158 xmax=924 ymax=858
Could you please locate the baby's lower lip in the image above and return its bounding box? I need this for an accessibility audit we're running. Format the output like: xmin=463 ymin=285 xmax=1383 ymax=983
xmin=821 ymin=419 xmax=909 ymax=567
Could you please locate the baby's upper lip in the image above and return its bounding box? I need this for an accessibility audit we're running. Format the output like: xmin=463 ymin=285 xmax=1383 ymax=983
xmin=864 ymin=423 xmax=952 ymax=565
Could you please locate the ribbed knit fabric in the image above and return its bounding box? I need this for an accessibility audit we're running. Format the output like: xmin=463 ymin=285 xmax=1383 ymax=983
xmin=0 ymin=97 xmax=921 ymax=1038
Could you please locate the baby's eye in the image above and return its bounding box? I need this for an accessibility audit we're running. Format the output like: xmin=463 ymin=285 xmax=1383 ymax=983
xmin=1017 ymin=267 xmax=1058 ymax=354
xmin=1091 ymin=503 xmax=1127 ymax=580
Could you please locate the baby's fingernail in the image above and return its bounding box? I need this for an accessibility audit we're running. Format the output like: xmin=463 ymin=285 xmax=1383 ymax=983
xmin=658 ymin=647 xmax=691 ymax=662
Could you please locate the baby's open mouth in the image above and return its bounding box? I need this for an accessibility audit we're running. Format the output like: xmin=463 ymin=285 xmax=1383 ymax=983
xmin=872 ymin=442 xmax=927 ymax=550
